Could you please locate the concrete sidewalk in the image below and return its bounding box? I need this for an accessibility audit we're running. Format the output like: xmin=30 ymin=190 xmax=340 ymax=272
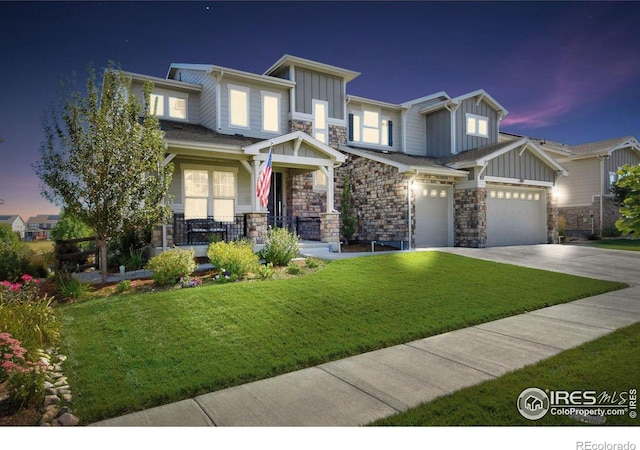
xmin=91 ymin=245 xmax=640 ymax=426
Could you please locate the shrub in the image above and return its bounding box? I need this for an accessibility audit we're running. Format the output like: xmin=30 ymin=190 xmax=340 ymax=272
xmin=257 ymin=262 xmax=275 ymax=280
xmin=0 ymin=225 xmax=47 ymax=282
xmin=305 ymin=257 xmax=320 ymax=269
xmin=115 ymin=279 xmax=133 ymax=294
xmin=207 ymin=239 xmax=259 ymax=279
xmin=286 ymin=262 xmax=301 ymax=275
xmin=0 ymin=333 xmax=46 ymax=409
xmin=55 ymin=272 xmax=93 ymax=301
xmin=0 ymin=277 xmax=60 ymax=354
xmin=147 ymin=247 xmax=197 ymax=286
xmin=261 ymin=227 xmax=299 ymax=266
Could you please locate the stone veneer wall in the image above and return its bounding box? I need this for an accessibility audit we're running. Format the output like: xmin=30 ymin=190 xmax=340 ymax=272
xmin=334 ymin=154 xmax=410 ymax=243
xmin=454 ymin=188 xmax=487 ymax=248
xmin=244 ymin=212 xmax=268 ymax=244
xmin=320 ymin=212 xmax=340 ymax=243
xmin=289 ymin=119 xmax=347 ymax=148
xmin=559 ymin=197 xmax=621 ymax=238
xmin=287 ymin=170 xmax=326 ymax=218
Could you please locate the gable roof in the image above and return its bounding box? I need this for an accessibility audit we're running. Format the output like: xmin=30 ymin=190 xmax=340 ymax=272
xmin=444 ymin=138 xmax=568 ymax=175
xmin=338 ymin=145 xmax=468 ymax=177
xmin=27 ymin=215 xmax=59 ymax=225
xmin=0 ymin=215 xmax=23 ymax=224
xmin=167 ymin=63 xmax=295 ymax=88
xmin=160 ymin=120 xmax=262 ymax=148
xmin=244 ymin=131 xmax=346 ymax=163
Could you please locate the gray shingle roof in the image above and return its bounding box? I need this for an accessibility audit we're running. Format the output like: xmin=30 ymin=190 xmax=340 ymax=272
xmin=160 ymin=120 xmax=262 ymax=147
xmin=569 ymin=136 xmax=635 ymax=155
xmin=442 ymin=141 xmax=517 ymax=165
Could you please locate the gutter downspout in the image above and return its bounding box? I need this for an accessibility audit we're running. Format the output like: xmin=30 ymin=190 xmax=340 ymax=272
xmin=407 ymin=172 xmax=418 ymax=250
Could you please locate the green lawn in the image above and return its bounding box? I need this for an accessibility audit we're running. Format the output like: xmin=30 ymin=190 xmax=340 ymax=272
xmin=373 ymin=322 xmax=640 ymax=426
xmin=58 ymin=252 xmax=626 ymax=424
xmin=589 ymin=238 xmax=640 ymax=252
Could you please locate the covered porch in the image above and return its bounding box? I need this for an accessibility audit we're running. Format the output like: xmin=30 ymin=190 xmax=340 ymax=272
xmin=152 ymin=123 xmax=346 ymax=254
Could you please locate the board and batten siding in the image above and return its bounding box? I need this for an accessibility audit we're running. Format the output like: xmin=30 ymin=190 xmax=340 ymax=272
xmin=294 ymin=68 xmax=344 ymax=120
xmin=404 ymin=102 xmax=431 ymax=156
xmin=485 ymin=148 xmax=556 ymax=183
xmin=219 ymin=78 xmax=289 ymax=139
xmin=425 ymin=108 xmax=452 ymax=158
xmin=347 ymin=101 xmax=401 ymax=152
xmin=455 ymin=98 xmax=499 ymax=153
xmin=603 ymin=147 xmax=640 ymax=190
xmin=173 ymin=69 xmax=218 ymax=130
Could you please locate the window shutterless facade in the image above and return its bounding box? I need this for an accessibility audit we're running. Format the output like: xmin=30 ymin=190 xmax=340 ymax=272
xmin=466 ymin=113 xmax=489 ymax=138
xmin=313 ymin=99 xmax=328 ymax=144
xmin=348 ymin=111 xmax=393 ymax=147
xmin=149 ymin=92 xmax=188 ymax=120
xmin=261 ymin=91 xmax=280 ymax=133
xmin=229 ymin=85 xmax=250 ymax=129
xmin=183 ymin=167 xmax=237 ymax=221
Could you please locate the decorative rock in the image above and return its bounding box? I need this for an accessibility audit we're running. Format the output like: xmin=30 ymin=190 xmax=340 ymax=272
xmin=58 ymin=355 xmax=67 ymax=362
xmin=44 ymin=394 xmax=60 ymax=406
xmin=41 ymin=406 xmax=60 ymax=423
xmin=53 ymin=377 xmax=68 ymax=387
xmin=58 ymin=406 xmax=71 ymax=415
xmin=55 ymin=412 xmax=80 ymax=426
xmin=44 ymin=381 xmax=53 ymax=389
xmin=61 ymin=393 xmax=73 ymax=403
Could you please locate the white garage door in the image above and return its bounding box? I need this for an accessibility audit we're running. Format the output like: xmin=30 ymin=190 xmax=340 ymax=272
xmin=414 ymin=184 xmax=452 ymax=247
xmin=486 ymin=187 xmax=547 ymax=247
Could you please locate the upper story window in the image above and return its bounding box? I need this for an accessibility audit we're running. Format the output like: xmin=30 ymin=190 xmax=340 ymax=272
xmin=229 ymin=85 xmax=250 ymax=129
xmin=466 ymin=113 xmax=489 ymax=138
xmin=349 ymin=111 xmax=392 ymax=147
xmin=313 ymin=99 xmax=328 ymax=144
xmin=149 ymin=92 xmax=187 ymax=120
xmin=261 ymin=91 xmax=280 ymax=133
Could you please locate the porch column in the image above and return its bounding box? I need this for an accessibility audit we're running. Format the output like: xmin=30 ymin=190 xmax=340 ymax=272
xmin=320 ymin=212 xmax=340 ymax=244
xmin=244 ymin=212 xmax=268 ymax=244
xmin=326 ymin=165 xmax=335 ymax=213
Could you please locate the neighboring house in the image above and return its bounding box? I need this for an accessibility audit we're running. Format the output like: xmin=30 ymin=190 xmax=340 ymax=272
xmin=0 ymin=214 xmax=26 ymax=239
xmin=122 ymin=54 xmax=571 ymax=253
xmin=25 ymin=214 xmax=60 ymax=241
xmin=501 ymin=133 xmax=640 ymax=238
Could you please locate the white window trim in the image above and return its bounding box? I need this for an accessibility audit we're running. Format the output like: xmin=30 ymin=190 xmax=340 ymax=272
xmin=312 ymin=99 xmax=328 ymax=144
xmin=148 ymin=89 xmax=189 ymax=121
xmin=261 ymin=90 xmax=281 ymax=134
xmin=466 ymin=113 xmax=489 ymax=138
xmin=349 ymin=109 xmax=392 ymax=147
xmin=228 ymin=84 xmax=250 ymax=130
xmin=182 ymin=164 xmax=238 ymax=220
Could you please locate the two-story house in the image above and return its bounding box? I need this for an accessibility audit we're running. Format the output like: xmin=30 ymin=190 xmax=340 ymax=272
xmin=25 ymin=214 xmax=59 ymax=240
xmin=0 ymin=214 xmax=26 ymax=239
xmin=500 ymin=133 xmax=640 ymax=238
xmin=124 ymin=55 xmax=569 ymax=254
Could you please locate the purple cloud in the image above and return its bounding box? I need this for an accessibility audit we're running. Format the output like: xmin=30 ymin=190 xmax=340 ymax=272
xmin=502 ymin=13 xmax=640 ymax=129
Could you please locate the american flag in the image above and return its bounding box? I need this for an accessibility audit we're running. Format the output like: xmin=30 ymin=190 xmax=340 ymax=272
xmin=256 ymin=144 xmax=273 ymax=208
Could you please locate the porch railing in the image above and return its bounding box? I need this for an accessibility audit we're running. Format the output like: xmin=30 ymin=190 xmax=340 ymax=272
xmin=173 ymin=213 xmax=246 ymax=246
xmin=173 ymin=213 xmax=322 ymax=246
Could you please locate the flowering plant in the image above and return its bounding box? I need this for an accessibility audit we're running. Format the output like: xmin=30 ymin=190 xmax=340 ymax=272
xmin=0 ymin=274 xmax=40 ymax=304
xmin=0 ymin=332 xmax=44 ymax=383
xmin=179 ymin=275 xmax=201 ymax=288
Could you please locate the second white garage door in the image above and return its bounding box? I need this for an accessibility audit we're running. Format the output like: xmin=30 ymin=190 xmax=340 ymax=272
xmin=414 ymin=184 xmax=453 ymax=247
xmin=486 ymin=187 xmax=547 ymax=247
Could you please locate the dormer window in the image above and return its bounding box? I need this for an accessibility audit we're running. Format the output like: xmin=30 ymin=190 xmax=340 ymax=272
xmin=466 ymin=113 xmax=488 ymax=138
xmin=149 ymin=92 xmax=187 ymax=120
xmin=349 ymin=111 xmax=392 ymax=147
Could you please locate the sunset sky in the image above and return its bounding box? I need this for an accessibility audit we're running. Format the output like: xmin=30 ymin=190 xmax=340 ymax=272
xmin=1 ymin=1 xmax=639 ymax=222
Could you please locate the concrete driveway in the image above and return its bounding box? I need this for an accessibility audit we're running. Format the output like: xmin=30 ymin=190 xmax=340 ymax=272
xmin=435 ymin=243 xmax=640 ymax=286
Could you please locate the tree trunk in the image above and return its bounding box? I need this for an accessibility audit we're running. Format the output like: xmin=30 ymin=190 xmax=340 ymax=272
xmin=99 ymin=237 xmax=108 ymax=284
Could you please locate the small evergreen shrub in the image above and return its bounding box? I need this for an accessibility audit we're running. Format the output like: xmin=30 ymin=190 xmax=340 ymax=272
xmin=257 ymin=262 xmax=275 ymax=280
xmin=147 ymin=247 xmax=197 ymax=286
xmin=305 ymin=257 xmax=320 ymax=269
xmin=207 ymin=239 xmax=259 ymax=279
xmin=115 ymin=279 xmax=133 ymax=294
xmin=286 ymin=262 xmax=301 ymax=275
xmin=261 ymin=227 xmax=299 ymax=266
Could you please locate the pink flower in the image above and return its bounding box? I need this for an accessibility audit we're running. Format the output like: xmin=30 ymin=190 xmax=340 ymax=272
xmin=9 ymin=283 xmax=21 ymax=291
xmin=21 ymin=274 xmax=33 ymax=283
xmin=3 ymin=353 xmax=13 ymax=360
xmin=0 ymin=281 xmax=12 ymax=288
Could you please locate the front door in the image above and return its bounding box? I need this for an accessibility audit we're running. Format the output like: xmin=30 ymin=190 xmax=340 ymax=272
xmin=267 ymin=172 xmax=285 ymax=228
